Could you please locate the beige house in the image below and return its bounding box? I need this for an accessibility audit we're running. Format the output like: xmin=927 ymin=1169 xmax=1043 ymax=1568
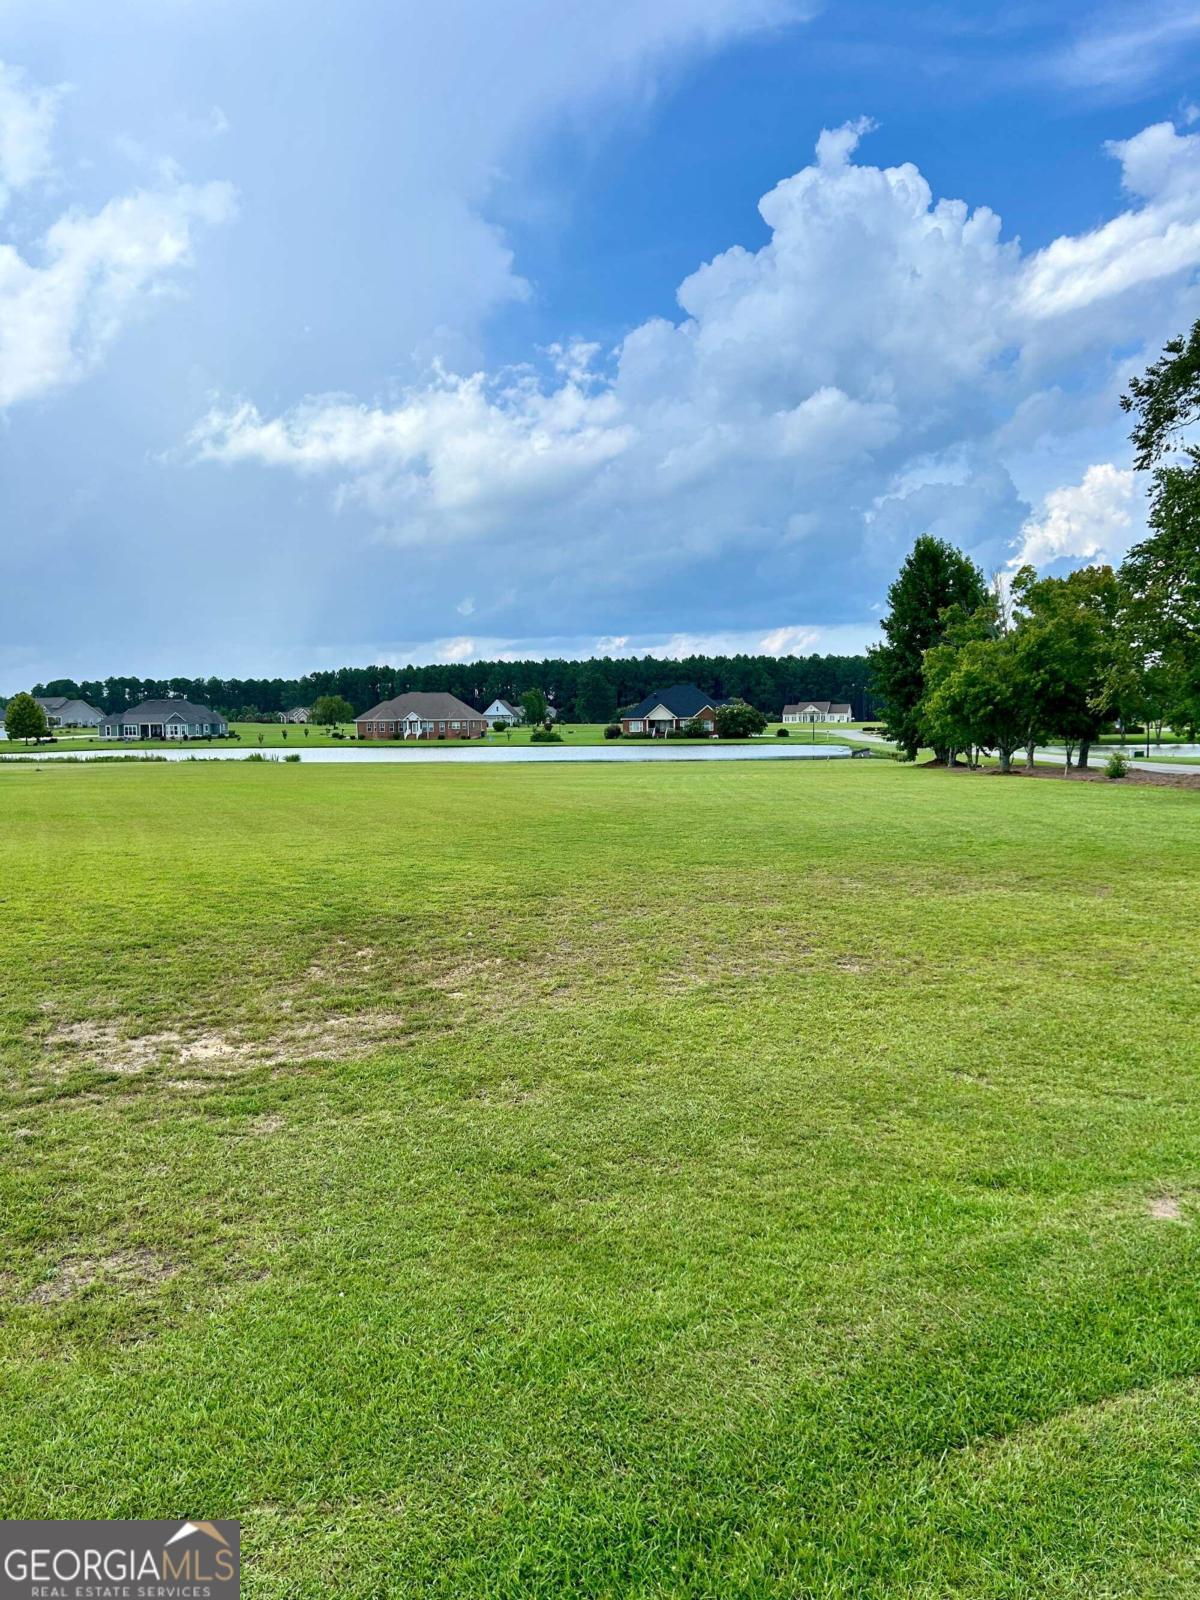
xmin=782 ymin=700 xmax=853 ymax=724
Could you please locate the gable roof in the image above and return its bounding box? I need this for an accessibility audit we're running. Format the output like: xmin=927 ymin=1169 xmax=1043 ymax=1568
xmin=626 ymin=684 xmax=725 ymax=720
xmin=105 ymin=700 xmax=224 ymax=723
xmin=357 ymin=692 xmax=484 ymax=723
xmin=485 ymin=699 xmax=520 ymax=717
xmin=36 ymin=697 xmax=101 ymax=718
xmin=783 ymin=700 xmax=852 ymax=715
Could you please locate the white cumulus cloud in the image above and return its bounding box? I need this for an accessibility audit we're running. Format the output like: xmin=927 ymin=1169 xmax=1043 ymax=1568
xmin=0 ymin=59 xmax=64 ymax=208
xmin=189 ymin=115 xmax=1200 ymax=627
xmin=0 ymin=179 xmax=236 ymax=408
xmin=0 ymin=59 xmax=235 ymax=409
xmin=1009 ymin=463 xmax=1138 ymax=570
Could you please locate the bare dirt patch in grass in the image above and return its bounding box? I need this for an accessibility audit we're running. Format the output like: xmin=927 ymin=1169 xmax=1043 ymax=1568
xmin=1148 ymin=1195 xmax=1188 ymax=1222
xmin=471 ymin=1078 xmax=540 ymax=1107
xmin=28 ymin=1247 xmax=177 ymax=1304
xmin=39 ymin=1010 xmax=412 ymax=1090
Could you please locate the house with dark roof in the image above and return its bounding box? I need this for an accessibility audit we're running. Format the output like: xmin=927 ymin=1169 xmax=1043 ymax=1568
xmin=100 ymin=700 xmax=229 ymax=740
xmin=782 ymin=700 xmax=853 ymax=724
xmin=356 ymin=692 xmax=487 ymax=740
xmin=35 ymin=696 xmax=103 ymax=728
xmin=621 ymin=684 xmax=727 ymax=737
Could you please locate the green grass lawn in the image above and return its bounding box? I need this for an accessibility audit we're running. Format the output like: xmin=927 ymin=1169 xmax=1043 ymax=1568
xmin=3 ymin=760 xmax=1199 ymax=1596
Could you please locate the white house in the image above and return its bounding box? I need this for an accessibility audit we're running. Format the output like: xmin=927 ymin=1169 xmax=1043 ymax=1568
xmin=35 ymin=696 xmax=104 ymax=728
xmin=483 ymin=698 xmax=522 ymax=728
xmin=279 ymin=706 xmax=311 ymax=723
xmin=782 ymin=700 xmax=853 ymax=724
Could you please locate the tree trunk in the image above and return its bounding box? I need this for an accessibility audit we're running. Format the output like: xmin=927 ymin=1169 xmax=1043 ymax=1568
xmin=1064 ymin=741 xmax=1075 ymax=771
xmin=1077 ymin=740 xmax=1090 ymax=770
xmin=1025 ymin=740 xmax=1036 ymax=768
xmin=999 ymin=747 xmax=1012 ymax=774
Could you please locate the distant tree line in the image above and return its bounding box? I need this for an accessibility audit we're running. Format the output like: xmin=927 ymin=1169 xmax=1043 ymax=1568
xmin=870 ymin=322 xmax=1200 ymax=770
xmin=29 ymin=651 xmax=876 ymax=723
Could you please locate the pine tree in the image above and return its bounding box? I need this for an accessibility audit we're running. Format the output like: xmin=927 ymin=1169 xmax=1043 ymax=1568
xmin=868 ymin=536 xmax=988 ymax=761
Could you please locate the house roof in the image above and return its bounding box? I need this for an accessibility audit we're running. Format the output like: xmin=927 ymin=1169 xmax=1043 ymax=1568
xmin=486 ymin=699 xmax=520 ymax=716
xmin=626 ymin=684 xmax=724 ymax=720
xmin=357 ymin=692 xmax=484 ymax=722
xmin=36 ymin=697 xmax=101 ymax=717
xmin=783 ymin=700 xmax=852 ymax=715
xmin=107 ymin=699 xmax=224 ymax=722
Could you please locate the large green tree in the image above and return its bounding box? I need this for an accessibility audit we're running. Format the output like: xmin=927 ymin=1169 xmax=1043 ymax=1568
xmin=869 ymin=536 xmax=989 ymax=761
xmin=520 ymin=687 xmax=549 ymax=727
xmin=4 ymin=692 xmax=48 ymax=744
xmin=1012 ymin=564 xmax=1126 ymax=768
xmin=921 ymin=606 xmax=1039 ymax=775
xmin=312 ymin=694 xmax=354 ymax=726
xmin=1119 ymin=322 xmax=1200 ymax=736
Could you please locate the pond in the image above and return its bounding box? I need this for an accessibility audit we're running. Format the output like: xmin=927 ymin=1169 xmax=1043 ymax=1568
xmin=2 ymin=743 xmax=853 ymax=766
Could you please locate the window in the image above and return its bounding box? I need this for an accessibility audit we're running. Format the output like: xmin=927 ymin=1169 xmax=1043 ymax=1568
xmin=629 ymin=719 xmax=644 ymax=732
xmin=451 ymin=721 xmax=460 ymax=730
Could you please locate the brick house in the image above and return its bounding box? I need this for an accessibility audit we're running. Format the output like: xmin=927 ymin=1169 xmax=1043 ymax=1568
xmin=356 ymin=692 xmax=488 ymax=740
xmin=621 ymin=684 xmax=726 ymax=737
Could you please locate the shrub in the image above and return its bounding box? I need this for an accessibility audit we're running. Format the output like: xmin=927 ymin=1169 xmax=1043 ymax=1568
xmin=603 ymin=724 xmax=621 ymax=739
xmin=530 ymin=728 xmax=562 ymax=743
xmin=776 ymin=726 xmax=790 ymax=737
xmin=1105 ymin=751 xmax=1130 ymax=780
xmin=244 ymin=752 xmax=268 ymax=762
xmin=714 ymin=700 xmax=768 ymax=739
xmin=284 ymin=751 xmax=301 ymax=762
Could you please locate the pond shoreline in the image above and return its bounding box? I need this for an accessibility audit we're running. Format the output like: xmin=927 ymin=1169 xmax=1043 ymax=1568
xmin=1 ymin=743 xmax=855 ymax=766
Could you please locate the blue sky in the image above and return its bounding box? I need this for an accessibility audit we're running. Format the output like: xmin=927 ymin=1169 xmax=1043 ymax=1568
xmin=2 ymin=0 xmax=1199 ymax=688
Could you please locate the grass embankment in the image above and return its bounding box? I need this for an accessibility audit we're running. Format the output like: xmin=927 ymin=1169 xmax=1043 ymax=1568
xmin=19 ymin=720 xmax=880 ymax=755
xmin=2 ymin=761 xmax=1199 ymax=1596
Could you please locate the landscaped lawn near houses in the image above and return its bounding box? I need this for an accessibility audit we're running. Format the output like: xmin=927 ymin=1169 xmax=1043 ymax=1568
xmin=3 ymin=758 xmax=1200 ymax=1597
